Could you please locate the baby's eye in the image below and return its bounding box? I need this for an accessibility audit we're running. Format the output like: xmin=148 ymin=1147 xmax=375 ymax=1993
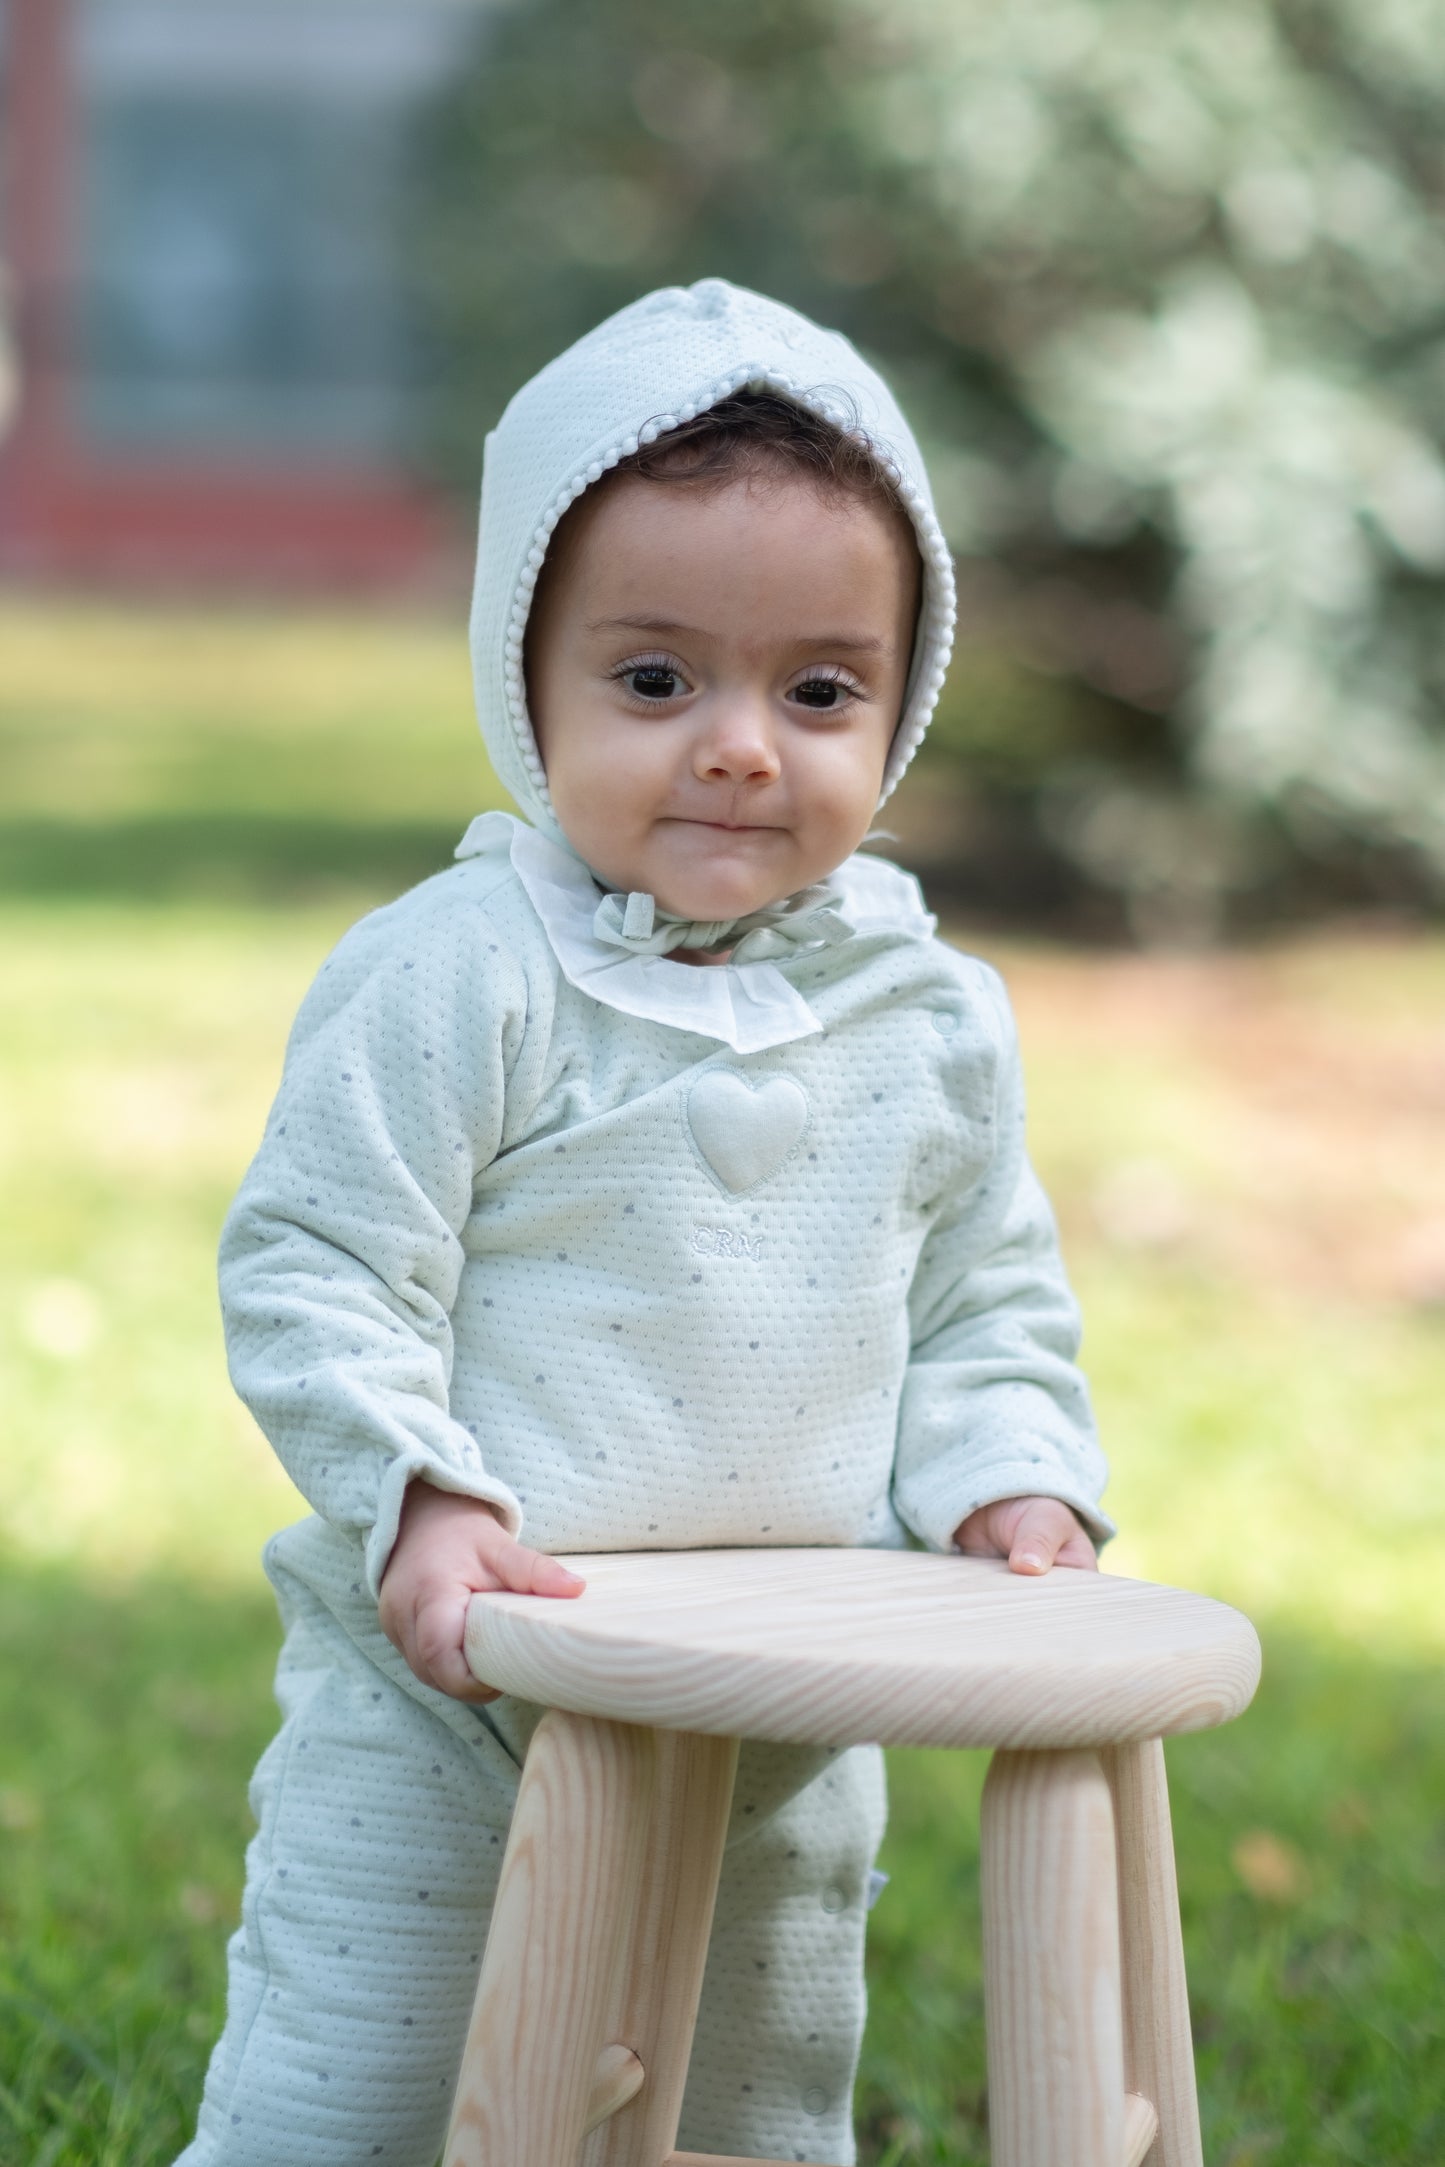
xmin=622 ymin=664 xmax=684 ymax=702
xmin=791 ymin=673 xmax=855 ymax=711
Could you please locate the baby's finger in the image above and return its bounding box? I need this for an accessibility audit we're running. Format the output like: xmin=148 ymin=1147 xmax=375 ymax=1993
xmin=1006 ymin=1498 xmax=1076 ymax=1577
xmin=409 ymin=1592 xmax=499 ymax=1702
xmin=1053 ymin=1524 xmax=1099 ymax=1572
xmin=485 ymin=1529 xmax=586 ymax=1599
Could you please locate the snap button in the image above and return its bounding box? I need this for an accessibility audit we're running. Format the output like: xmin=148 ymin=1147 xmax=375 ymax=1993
xmin=821 ymin=1885 xmax=847 ymax=1913
xmin=803 ymin=2087 xmax=828 ymax=2115
xmin=931 ymin=1009 xmax=959 ymax=1036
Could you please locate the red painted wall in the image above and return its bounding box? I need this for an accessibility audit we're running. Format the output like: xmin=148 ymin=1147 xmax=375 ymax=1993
xmin=0 ymin=0 xmax=466 ymax=593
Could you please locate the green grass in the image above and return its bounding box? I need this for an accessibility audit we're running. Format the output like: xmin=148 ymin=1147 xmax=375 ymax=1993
xmin=0 ymin=1570 xmax=279 ymax=2167
xmin=5 ymin=1574 xmax=1442 ymax=2167
xmin=0 ymin=597 xmax=506 ymax=900
xmin=3 ymin=597 xmax=1444 ymax=2165
xmin=862 ymin=1640 xmax=1445 ymax=2166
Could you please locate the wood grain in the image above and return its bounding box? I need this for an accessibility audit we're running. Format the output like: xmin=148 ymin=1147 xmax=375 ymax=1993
xmin=982 ymin=1749 xmax=1125 ymax=2167
xmin=444 ymin=1711 xmax=651 ymax=2167
xmin=583 ymin=2046 xmax=645 ymax=2138
xmin=465 ymin=1549 xmax=1261 ymax=1751
xmin=1105 ymin=1741 xmax=1205 ymax=2167
xmin=582 ymin=1730 xmax=739 ymax=2167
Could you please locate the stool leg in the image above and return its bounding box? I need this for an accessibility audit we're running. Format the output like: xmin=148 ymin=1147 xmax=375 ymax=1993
xmin=582 ymin=1729 xmax=740 ymax=2167
xmin=1103 ymin=1741 xmax=1204 ymax=2167
xmin=981 ymin=1748 xmax=1125 ymax=2167
xmin=445 ymin=1709 xmax=653 ymax=2167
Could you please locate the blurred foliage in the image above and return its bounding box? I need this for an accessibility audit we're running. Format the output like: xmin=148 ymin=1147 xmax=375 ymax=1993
xmin=411 ymin=0 xmax=1445 ymax=932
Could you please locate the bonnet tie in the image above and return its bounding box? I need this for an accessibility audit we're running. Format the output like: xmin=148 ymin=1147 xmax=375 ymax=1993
xmin=592 ymin=881 xmax=854 ymax=965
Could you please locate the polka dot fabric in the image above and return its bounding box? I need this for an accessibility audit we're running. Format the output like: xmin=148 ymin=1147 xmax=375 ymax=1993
xmin=218 ymin=830 xmax=1110 ymax=1607
xmin=176 ymin=1520 xmax=885 ymax=2167
xmin=192 ymin=838 xmax=1109 ymax=2162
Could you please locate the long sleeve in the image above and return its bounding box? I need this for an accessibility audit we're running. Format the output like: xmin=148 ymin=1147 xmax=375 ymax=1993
xmin=218 ymin=883 xmax=529 ymax=1599
xmin=891 ymin=967 xmax=1112 ymax=1554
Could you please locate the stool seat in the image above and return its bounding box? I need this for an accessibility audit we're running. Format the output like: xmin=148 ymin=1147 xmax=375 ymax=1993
xmin=451 ymin=1550 xmax=1261 ymax=2167
xmin=464 ymin=1547 xmax=1260 ymax=1751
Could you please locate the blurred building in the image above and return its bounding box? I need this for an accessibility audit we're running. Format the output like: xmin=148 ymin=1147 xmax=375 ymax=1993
xmin=0 ymin=0 xmax=483 ymax=590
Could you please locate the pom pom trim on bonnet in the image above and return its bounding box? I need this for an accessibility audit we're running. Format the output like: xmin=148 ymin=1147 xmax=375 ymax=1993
xmin=468 ymin=278 xmax=957 ymax=844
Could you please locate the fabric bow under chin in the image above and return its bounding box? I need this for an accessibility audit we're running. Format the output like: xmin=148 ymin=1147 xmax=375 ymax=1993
xmin=591 ymin=881 xmax=854 ymax=965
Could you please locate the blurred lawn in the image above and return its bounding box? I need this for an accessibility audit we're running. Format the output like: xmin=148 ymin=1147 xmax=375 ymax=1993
xmin=2 ymin=599 xmax=1443 ymax=2165
xmin=0 ymin=595 xmax=504 ymax=899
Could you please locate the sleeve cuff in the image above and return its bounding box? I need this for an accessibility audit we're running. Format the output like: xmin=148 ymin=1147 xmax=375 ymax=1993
xmin=895 ymin=1445 xmax=1115 ymax=1557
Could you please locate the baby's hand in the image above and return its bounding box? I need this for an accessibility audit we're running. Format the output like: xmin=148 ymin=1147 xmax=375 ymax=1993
xmin=952 ymin=1495 xmax=1097 ymax=1576
xmin=377 ymin=1480 xmax=585 ymax=1702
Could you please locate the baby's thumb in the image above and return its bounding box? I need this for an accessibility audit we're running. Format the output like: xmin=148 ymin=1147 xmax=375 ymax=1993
xmin=487 ymin=1528 xmax=586 ymax=1598
xmin=1006 ymin=1500 xmax=1066 ymax=1577
xmin=531 ymin=1550 xmax=587 ymax=1598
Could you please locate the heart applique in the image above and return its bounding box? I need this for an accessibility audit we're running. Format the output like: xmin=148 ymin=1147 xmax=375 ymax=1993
xmin=686 ymin=1069 xmax=809 ymax=1194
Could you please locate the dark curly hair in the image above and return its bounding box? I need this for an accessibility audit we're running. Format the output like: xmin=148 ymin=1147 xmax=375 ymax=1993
xmin=614 ymin=389 xmax=904 ymax=510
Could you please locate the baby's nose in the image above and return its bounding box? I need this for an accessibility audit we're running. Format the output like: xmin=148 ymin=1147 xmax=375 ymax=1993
xmin=693 ymin=698 xmax=782 ymax=783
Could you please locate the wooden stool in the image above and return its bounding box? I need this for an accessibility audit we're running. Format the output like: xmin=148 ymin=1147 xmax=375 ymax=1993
xmin=443 ymin=1549 xmax=1260 ymax=2167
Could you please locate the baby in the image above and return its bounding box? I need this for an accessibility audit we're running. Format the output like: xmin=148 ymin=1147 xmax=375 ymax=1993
xmin=178 ymin=279 xmax=1110 ymax=2167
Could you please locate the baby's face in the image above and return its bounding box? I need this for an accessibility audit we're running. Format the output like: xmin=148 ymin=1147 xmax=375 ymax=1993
xmin=526 ymin=469 xmax=920 ymax=922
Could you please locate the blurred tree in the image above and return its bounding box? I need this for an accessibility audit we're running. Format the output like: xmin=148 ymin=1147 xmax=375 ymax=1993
xmin=410 ymin=0 xmax=1445 ymax=933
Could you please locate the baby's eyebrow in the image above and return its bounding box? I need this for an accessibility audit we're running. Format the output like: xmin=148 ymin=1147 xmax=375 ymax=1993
xmin=587 ymin=615 xmax=702 ymax=638
xmin=586 ymin=613 xmax=889 ymax=654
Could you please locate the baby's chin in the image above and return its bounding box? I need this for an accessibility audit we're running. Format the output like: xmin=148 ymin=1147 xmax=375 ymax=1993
xmin=594 ymin=828 xmax=824 ymax=922
xmin=645 ymin=855 xmax=818 ymax=925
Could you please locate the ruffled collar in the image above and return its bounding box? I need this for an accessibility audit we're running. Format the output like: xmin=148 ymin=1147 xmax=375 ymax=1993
xmin=590 ymin=879 xmax=852 ymax=964
xmin=455 ymin=811 xmax=935 ymax=1054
